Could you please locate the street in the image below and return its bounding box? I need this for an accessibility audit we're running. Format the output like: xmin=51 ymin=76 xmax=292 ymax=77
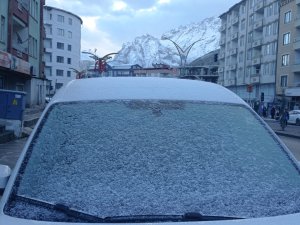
xmin=279 ymin=135 xmax=300 ymax=161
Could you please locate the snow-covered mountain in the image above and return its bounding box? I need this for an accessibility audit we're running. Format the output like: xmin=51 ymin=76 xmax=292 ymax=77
xmin=112 ymin=16 xmax=221 ymax=67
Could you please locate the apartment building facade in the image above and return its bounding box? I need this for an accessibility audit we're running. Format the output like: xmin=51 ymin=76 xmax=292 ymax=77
xmin=219 ymin=0 xmax=279 ymax=106
xmin=276 ymin=0 xmax=300 ymax=110
xmin=0 ymin=0 xmax=46 ymax=106
xmin=43 ymin=6 xmax=82 ymax=94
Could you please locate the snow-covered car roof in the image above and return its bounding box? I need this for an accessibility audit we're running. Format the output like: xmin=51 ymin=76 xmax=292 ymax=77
xmin=51 ymin=77 xmax=246 ymax=104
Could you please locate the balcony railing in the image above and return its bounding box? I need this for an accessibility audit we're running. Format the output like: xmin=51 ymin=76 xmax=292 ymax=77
xmin=220 ymin=24 xmax=226 ymax=32
xmin=254 ymin=1 xmax=264 ymax=12
xmin=252 ymin=39 xmax=262 ymax=48
xmin=219 ymin=52 xmax=225 ymax=59
xmin=230 ymin=48 xmax=237 ymax=56
xmin=292 ymin=63 xmax=300 ymax=72
xmin=231 ymin=32 xmax=238 ymax=41
xmin=254 ymin=19 xmax=263 ymax=30
xmin=252 ymin=57 xmax=261 ymax=65
xmin=220 ymin=38 xmax=226 ymax=46
xmin=218 ymin=67 xmax=224 ymax=73
xmin=293 ymin=39 xmax=300 ymax=50
xmin=232 ymin=16 xmax=239 ymax=25
xmin=250 ymin=74 xmax=260 ymax=83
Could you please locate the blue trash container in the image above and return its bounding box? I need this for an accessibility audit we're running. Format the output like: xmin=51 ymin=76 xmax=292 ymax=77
xmin=0 ymin=90 xmax=26 ymax=120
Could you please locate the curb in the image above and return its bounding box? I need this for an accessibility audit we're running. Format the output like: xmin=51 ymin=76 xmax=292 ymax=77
xmin=274 ymin=131 xmax=300 ymax=139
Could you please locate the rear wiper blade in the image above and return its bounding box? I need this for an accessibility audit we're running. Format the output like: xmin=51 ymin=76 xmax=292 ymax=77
xmin=13 ymin=195 xmax=102 ymax=222
xmin=13 ymin=196 xmax=244 ymax=223
xmin=103 ymin=212 xmax=244 ymax=223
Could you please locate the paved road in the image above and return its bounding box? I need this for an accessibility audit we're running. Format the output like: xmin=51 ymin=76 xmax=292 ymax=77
xmin=0 ymin=138 xmax=27 ymax=170
xmin=278 ymin=135 xmax=300 ymax=161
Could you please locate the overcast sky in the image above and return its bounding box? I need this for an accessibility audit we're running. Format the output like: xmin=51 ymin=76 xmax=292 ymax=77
xmin=45 ymin=0 xmax=240 ymax=57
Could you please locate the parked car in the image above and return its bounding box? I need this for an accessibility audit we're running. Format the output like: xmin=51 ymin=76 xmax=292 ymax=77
xmin=0 ymin=77 xmax=300 ymax=225
xmin=288 ymin=110 xmax=300 ymax=125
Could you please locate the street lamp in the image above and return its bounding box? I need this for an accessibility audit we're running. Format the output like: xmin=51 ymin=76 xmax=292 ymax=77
xmin=82 ymin=51 xmax=118 ymax=75
xmin=161 ymin=35 xmax=202 ymax=76
xmin=70 ymin=68 xmax=86 ymax=79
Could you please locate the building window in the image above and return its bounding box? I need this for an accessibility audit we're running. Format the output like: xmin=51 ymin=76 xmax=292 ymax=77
xmin=29 ymin=36 xmax=38 ymax=58
xmin=249 ymin=0 xmax=254 ymax=8
xmin=0 ymin=16 xmax=5 ymax=42
xmin=57 ymin=15 xmax=64 ymax=23
xmin=68 ymin=44 xmax=72 ymax=51
xmin=280 ymin=75 xmax=288 ymax=87
xmin=57 ymin=42 xmax=64 ymax=50
xmin=67 ymin=71 xmax=71 ymax=77
xmin=283 ymin=33 xmax=290 ymax=45
xmin=241 ymin=19 xmax=245 ymax=30
xmin=240 ymin=35 xmax=245 ymax=47
xmin=240 ymin=4 xmax=245 ymax=14
xmin=247 ymin=49 xmax=252 ymax=60
xmin=282 ymin=54 xmax=289 ymax=66
xmin=68 ymin=31 xmax=72 ymax=38
xmin=30 ymin=0 xmax=38 ymax=20
xmin=68 ymin=18 xmax=72 ymax=25
xmin=67 ymin=58 xmax=71 ymax=64
xmin=248 ymin=32 xmax=253 ymax=43
xmin=56 ymin=70 xmax=64 ymax=76
xmin=57 ymin=28 xmax=64 ymax=36
xmin=56 ymin=56 xmax=64 ymax=63
xmin=284 ymin=11 xmax=292 ymax=24
xmin=249 ymin=14 xmax=254 ymax=26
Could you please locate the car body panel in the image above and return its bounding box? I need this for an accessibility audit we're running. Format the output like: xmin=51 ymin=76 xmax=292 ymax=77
xmin=288 ymin=110 xmax=300 ymax=125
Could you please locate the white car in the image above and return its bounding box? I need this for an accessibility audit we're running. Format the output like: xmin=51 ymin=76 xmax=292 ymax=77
xmin=0 ymin=77 xmax=300 ymax=225
xmin=288 ymin=110 xmax=300 ymax=125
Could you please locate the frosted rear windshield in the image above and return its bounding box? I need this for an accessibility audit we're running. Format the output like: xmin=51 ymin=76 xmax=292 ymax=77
xmin=5 ymin=100 xmax=300 ymax=221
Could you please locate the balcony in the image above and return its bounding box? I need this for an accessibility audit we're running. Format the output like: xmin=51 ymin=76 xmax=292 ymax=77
xmin=229 ymin=48 xmax=237 ymax=56
xmin=254 ymin=20 xmax=263 ymax=30
xmin=226 ymin=79 xmax=236 ymax=86
xmin=220 ymin=24 xmax=226 ymax=32
xmin=254 ymin=1 xmax=264 ymax=13
xmin=293 ymin=39 xmax=300 ymax=50
xmin=219 ymin=52 xmax=225 ymax=59
xmin=250 ymin=74 xmax=260 ymax=84
xmin=295 ymin=17 xmax=300 ymax=28
xmin=232 ymin=16 xmax=239 ymax=25
xmin=252 ymin=39 xmax=262 ymax=48
xmin=220 ymin=38 xmax=226 ymax=46
xmin=252 ymin=57 xmax=261 ymax=65
xmin=231 ymin=32 xmax=238 ymax=41
xmin=228 ymin=64 xmax=237 ymax=71
xmin=292 ymin=64 xmax=300 ymax=72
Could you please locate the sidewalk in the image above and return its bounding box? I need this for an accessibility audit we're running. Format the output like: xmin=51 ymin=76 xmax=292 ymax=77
xmin=263 ymin=118 xmax=300 ymax=139
xmin=0 ymin=138 xmax=27 ymax=170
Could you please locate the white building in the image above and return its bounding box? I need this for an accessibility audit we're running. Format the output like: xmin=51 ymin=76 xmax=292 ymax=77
xmin=43 ymin=6 xmax=82 ymax=94
xmin=218 ymin=0 xmax=279 ymax=105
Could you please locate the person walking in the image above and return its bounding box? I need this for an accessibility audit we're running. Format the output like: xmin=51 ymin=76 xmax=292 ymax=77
xmin=271 ymin=106 xmax=275 ymax=119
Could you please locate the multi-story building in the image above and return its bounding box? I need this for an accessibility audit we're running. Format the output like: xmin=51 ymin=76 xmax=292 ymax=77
xmin=0 ymin=0 xmax=46 ymax=106
xmin=43 ymin=6 xmax=82 ymax=94
xmin=219 ymin=0 xmax=279 ymax=106
xmin=186 ymin=49 xmax=219 ymax=83
xmin=276 ymin=0 xmax=300 ymax=110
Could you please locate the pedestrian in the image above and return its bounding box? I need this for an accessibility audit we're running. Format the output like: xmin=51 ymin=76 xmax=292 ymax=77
xmin=271 ymin=106 xmax=275 ymax=119
xmin=263 ymin=106 xmax=267 ymax=117
xmin=283 ymin=109 xmax=289 ymax=126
